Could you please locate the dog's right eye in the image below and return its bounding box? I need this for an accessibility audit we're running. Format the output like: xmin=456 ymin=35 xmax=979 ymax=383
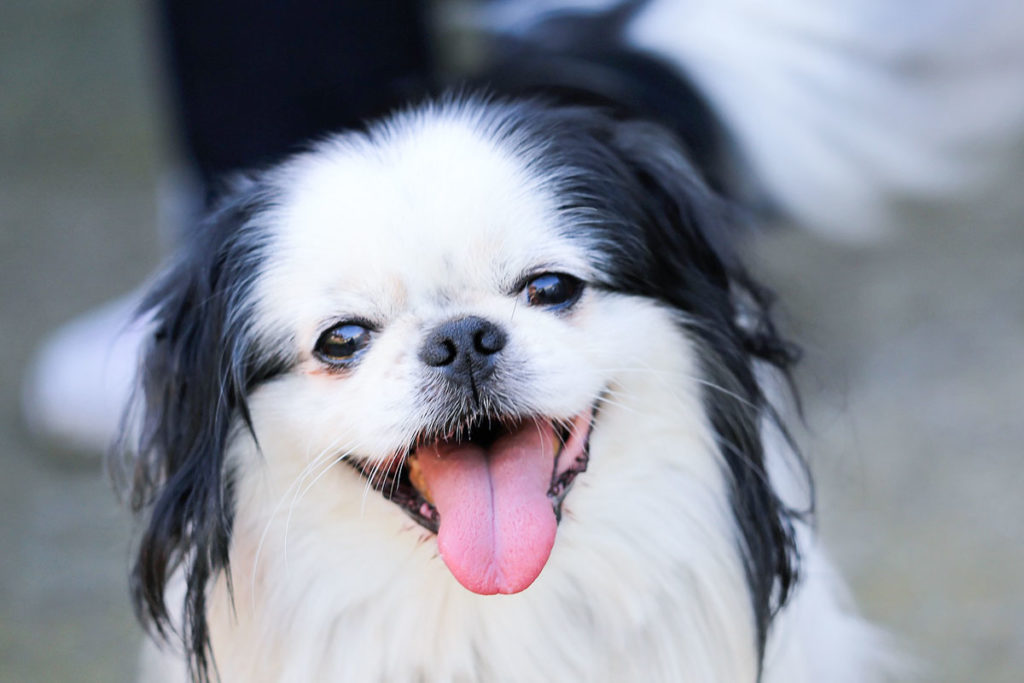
xmin=522 ymin=272 xmax=584 ymax=310
xmin=314 ymin=323 xmax=372 ymax=365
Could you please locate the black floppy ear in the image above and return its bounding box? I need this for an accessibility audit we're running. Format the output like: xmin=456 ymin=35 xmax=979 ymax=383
xmin=605 ymin=118 xmax=805 ymax=660
xmin=115 ymin=181 xmax=284 ymax=682
xmin=605 ymin=118 xmax=799 ymax=368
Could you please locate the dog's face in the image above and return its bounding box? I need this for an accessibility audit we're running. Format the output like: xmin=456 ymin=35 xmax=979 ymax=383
xmin=124 ymin=99 xmax=799 ymax=677
xmin=251 ymin=111 xmax=665 ymax=594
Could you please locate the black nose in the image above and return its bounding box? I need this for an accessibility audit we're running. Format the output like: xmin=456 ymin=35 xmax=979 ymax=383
xmin=419 ymin=316 xmax=507 ymax=387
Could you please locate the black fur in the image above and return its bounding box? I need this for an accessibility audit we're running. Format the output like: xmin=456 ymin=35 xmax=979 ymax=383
xmin=116 ymin=182 xmax=289 ymax=682
xmin=481 ymin=0 xmax=734 ymax=195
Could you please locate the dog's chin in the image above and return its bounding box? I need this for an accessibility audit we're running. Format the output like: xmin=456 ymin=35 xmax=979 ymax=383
xmin=349 ymin=407 xmax=594 ymax=594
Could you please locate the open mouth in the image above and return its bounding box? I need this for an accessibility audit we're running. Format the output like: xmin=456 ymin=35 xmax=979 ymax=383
xmin=348 ymin=409 xmax=593 ymax=595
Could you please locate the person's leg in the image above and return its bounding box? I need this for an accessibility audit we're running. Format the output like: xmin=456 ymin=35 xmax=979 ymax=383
xmin=159 ymin=0 xmax=434 ymax=200
xmin=23 ymin=0 xmax=434 ymax=454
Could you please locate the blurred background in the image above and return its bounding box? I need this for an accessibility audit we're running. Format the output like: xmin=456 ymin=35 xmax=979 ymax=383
xmin=1 ymin=1 xmax=1022 ymax=681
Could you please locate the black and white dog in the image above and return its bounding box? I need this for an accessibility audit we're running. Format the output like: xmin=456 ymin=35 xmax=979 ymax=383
xmin=118 ymin=1 xmax=902 ymax=680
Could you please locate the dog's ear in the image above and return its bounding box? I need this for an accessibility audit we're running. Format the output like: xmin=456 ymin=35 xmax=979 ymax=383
xmin=604 ymin=119 xmax=805 ymax=660
xmin=606 ymin=119 xmax=800 ymax=365
xmin=115 ymin=180 xmax=284 ymax=681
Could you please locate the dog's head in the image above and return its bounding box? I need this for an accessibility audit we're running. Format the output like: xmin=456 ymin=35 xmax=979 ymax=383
xmin=120 ymin=97 xmax=802 ymax=679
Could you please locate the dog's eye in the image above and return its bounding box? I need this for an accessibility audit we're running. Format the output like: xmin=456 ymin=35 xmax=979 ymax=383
xmin=522 ymin=273 xmax=583 ymax=309
xmin=314 ymin=323 xmax=372 ymax=365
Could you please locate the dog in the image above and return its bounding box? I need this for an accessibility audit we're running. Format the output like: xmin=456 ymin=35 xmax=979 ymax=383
xmin=118 ymin=3 xmax=895 ymax=681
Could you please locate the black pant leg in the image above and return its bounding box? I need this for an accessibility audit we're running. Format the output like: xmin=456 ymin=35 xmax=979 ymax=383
xmin=157 ymin=0 xmax=434 ymax=196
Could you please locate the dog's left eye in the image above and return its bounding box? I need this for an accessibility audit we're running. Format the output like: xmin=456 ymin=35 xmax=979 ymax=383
xmin=522 ymin=272 xmax=584 ymax=310
xmin=314 ymin=323 xmax=372 ymax=365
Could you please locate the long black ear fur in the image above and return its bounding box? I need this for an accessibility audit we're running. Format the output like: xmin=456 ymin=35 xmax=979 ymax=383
xmin=115 ymin=181 xmax=285 ymax=682
xmin=606 ymin=118 xmax=807 ymax=661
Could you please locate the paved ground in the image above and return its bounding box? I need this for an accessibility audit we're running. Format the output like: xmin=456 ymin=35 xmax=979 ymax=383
xmin=750 ymin=202 xmax=1024 ymax=681
xmin=2 ymin=1 xmax=1022 ymax=681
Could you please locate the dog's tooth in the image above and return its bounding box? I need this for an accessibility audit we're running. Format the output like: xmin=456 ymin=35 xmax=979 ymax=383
xmin=406 ymin=455 xmax=434 ymax=504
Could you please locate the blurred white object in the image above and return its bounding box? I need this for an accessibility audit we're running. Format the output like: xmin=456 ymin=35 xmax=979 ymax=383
xmin=22 ymin=294 xmax=147 ymax=456
xmin=489 ymin=0 xmax=1024 ymax=240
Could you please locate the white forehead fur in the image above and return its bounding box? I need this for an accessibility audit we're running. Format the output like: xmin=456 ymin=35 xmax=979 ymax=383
xmin=255 ymin=102 xmax=593 ymax=354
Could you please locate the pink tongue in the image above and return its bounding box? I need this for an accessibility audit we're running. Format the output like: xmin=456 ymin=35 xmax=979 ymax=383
xmin=414 ymin=420 xmax=558 ymax=595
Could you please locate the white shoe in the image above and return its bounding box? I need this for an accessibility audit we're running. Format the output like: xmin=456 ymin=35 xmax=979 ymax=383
xmin=22 ymin=294 xmax=150 ymax=456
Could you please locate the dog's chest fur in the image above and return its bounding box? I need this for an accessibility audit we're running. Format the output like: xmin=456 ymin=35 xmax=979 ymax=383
xmin=142 ymin=352 xmax=877 ymax=682
xmin=208 ymin=358 xmax=760 ymax=682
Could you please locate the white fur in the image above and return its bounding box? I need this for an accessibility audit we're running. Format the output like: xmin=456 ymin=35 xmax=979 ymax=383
xmin=488 ymin=0 xmax=1024 ymax=240
xmin=137 ymin=107 xmax=886 ymax=682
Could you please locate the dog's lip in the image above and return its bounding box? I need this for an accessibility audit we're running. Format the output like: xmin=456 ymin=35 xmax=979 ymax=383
xmin=347 ymin=407 xmax=596 ymax=534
